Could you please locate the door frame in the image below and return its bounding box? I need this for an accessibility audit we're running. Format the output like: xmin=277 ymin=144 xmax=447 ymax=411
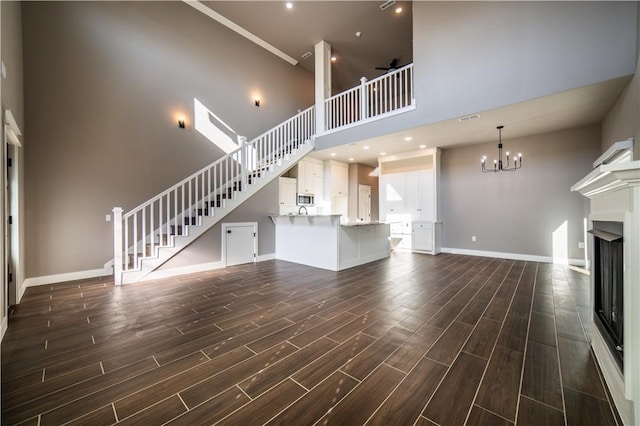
xmin=222 ymin=222 xmax=257 ymax=267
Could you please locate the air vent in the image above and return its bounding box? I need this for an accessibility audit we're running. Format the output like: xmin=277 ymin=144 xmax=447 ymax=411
xmin=379 ymin=0 xmax=396 ymax=11
xmin=458 ymin=113 xmax=481 ymax=123
xmin=301 ymin=51 xmax=312 ymax=60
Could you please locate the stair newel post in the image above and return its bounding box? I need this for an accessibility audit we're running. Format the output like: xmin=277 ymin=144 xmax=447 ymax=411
xmin=113 ymin=207 xmax=123 ymax=286
xmin=360 ymin=76 xmax=368 ymax=120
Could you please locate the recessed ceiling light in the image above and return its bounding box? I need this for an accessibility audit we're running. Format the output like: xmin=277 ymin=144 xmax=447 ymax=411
xmin=330 ymin=152 xmax=336 ymax=157
xmin=380 ymin=152 xmax=387 ymax=156
xmin=331 ymin=56 xmax=337 ymax=62
xmin=395 ymin=6 xmax=403 ymax=14
xmin=349 ymin=158 xmax=354 ymax=162
xmin=355 ymin=31 xmax=362 ymax=38
xmin=404 ymin=136 xmax=413 ymax=141
xmin=285 ymin=2 xmax=293 ymax=9
xmin=363 ymin=145 xmax=370 ymax=150
xmin=419 ymin=144 xmax=426 ymax=149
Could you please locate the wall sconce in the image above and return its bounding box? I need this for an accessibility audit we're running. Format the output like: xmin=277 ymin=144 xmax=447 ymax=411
xmin=254 ymin=98 xmax=261 ymax=107
xmin=178 ymin=118 xmax=185 ymax=129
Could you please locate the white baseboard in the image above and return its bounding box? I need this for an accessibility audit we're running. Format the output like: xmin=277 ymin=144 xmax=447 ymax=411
xmin=440 ymin=247 xmax=586 ymax=266
xmin=1 ymin=315 xmax=8 ymax=341
xmin=139 ymin=253 xmax=277 ymax=283
xmin=22 ymin=266 xmax=112 ymax=291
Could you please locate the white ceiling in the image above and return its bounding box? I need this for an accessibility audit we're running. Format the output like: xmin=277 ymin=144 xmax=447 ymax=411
xmin=196 ymin=1 xmax=630 ymax=167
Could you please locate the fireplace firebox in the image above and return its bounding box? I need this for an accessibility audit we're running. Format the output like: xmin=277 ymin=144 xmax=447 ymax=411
xmin=590 ymin=222 xmax=624 ymax=370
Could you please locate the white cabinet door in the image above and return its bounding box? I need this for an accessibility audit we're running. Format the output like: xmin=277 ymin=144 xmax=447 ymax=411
xmin=412 ymin=222 xmax=433 ymax=251
xmin=404 ymin=171 xmax=420 ymax=221
xmin=311 ymin=163 xmax=325 ymax=203
xmin=381 ymin=173 xmax=405 ymax=220
xmin=417 ymin=169 xmax=435 ymax=221
xmin=279 ymin=177 xmax=297 ymax=213
xmin=331 ymin=164 xmax=348 ymax=196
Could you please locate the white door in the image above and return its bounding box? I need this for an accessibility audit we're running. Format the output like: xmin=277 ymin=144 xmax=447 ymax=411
xmin=223 ymin=223 xmax=257 ymax=267
xmin=358 ymin=184 xmax=371 ymax=222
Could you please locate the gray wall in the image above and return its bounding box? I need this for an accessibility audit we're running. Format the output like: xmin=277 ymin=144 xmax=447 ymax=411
xmin=413 ymin=1 xmax=637 ymax=125
xmin=602 ymin=4 xmax=640 ymax=160
xmin=315 ymin=1 xmax=637 ymax=152
xmin=22 ymin=2 xmax=314 ymax=278
xmin=441 ymin=125 xmax=601 ymax=261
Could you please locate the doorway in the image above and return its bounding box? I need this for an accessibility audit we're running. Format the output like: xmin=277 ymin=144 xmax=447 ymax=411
xmin=222 ymin=222 xmax=257 ymax=267
xmin=3 ymin=110 xmax=21 ymax=314
xmin=358 ymin=184 xmax=372 ymax=222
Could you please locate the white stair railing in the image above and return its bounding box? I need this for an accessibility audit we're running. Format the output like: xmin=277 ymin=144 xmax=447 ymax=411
xmin=113 ymin=105 xmax=315 ymax=284
xmin=325 ymin=63 xmax=414 ymax=131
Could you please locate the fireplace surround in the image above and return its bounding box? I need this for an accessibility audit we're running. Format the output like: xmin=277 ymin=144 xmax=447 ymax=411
xmin=572 ymin=139 xmax=639 ymax=425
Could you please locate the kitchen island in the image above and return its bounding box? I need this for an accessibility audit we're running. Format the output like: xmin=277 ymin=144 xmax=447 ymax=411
xmin=270 ymin=215 xmax=390 ymax=271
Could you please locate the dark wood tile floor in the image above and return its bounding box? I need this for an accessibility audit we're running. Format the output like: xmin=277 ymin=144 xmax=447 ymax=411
xmin=1 ymin=253 xmax=620 ymax=425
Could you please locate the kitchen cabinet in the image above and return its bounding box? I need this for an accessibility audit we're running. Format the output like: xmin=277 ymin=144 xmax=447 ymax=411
xmin=324 ymin=160 xmax=349 ymax=197
xmin=412 ymin=222 xmax=433 ymax=252
xmin=293 ymin=159 xmax=324 ymax=201
xmin=278 ymin=177 xmax=297 ymax=214
xmin=404 ymin=170 xmax=435 ymax=221
xmin=378 ymin=148 xmax=441 ymax=254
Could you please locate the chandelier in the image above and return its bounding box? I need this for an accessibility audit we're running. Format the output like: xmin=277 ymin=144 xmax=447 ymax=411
xmin=481 ymin=125 xmax=522 ymax=173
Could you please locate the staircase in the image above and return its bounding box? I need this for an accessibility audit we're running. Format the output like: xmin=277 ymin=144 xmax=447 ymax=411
xmin=113 ymin=106 xmax=315 ymax=285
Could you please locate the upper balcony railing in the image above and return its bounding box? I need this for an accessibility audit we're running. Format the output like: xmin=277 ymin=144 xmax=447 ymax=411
xmin=324 ymin=63 xmax=414 ymax=132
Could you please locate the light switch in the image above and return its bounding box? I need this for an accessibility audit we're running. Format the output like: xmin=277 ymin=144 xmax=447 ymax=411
xmin=105 ymin=214 xmax=111 ymax=222
xmin=472 ymin=236 xmax=477 ymax=242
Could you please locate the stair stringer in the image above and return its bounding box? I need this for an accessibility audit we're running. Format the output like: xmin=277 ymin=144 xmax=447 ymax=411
xmin=120 ymin=140 xmax=314 ymax=284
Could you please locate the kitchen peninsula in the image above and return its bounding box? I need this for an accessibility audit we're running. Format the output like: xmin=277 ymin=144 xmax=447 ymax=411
xmin=270 ymin=215 xmax=390 ymax=271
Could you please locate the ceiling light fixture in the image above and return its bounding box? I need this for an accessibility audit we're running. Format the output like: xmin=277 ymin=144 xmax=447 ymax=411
xmin=285 ymin=2 xmax=293 ymax=9
xmin=404 ymin=136 xmax=413 ymax=141
xmin=331 ymin=56 xmax=337 ymax=62
xmin=380 ymin=152 xmax=387 ymax=156
xmin=481 ymin=126 xmax=522 ymax=173
xmin=363 ymin=145 xmax=370 ymax=150
xmin=419 ymin=144 xmax=426 ymax=149
xmin=330 ymin=152 xmax=337 ymax=157
xmin=349 ymin=158 xmax=355 ymax=162
xmin=395 ymin=6 xmax=403 ymax=14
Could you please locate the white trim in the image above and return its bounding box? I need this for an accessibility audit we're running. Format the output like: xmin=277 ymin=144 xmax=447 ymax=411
xmin=440 ymin=247 xmax=586 ymax=266
xmin=183 ymin=1 xmax=298 ymax=66
xmin=1 ymin=315 xmax=8 ymax=341
xmin=256 ymin=253 xmax=275 ymax=262
xmin=22 ymin=266 xmax=112 ymax=290
xmin=143 ymin=261 xmax=225 ymax=282
xmin=131 ymin=253 xmax=276 ymax=283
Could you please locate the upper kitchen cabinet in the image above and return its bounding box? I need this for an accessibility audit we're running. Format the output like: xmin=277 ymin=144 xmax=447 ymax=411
xmin=378 ymin=148 xmax=441 ymax=223
xmin=291 ymin=157 xmax=325 ymax=202
xmin=325 ymin=160 xmax=349 ymax=197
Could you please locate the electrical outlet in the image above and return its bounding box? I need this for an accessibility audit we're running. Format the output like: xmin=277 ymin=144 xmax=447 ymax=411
xmin=578 ymin=241 xmax=585 ymax=249
xmin=105 ymin=214 xmax=111 ymax=222
xmin=472 ymin=236 xmax=477 ymax=242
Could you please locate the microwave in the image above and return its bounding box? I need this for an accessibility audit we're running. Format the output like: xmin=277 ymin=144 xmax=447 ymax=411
xmin=297 ymin=193 xmax=315 ymax=206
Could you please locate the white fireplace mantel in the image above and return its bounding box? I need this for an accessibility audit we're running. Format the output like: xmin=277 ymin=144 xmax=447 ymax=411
xmin=572 ymin=146 xmax=639 ymax=426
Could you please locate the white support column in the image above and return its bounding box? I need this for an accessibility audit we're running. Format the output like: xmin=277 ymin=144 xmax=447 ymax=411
xmin=113 ymin=207 xmax=123 ymax=285
xmin=314 ymin=40 xmax=332 ymax=135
